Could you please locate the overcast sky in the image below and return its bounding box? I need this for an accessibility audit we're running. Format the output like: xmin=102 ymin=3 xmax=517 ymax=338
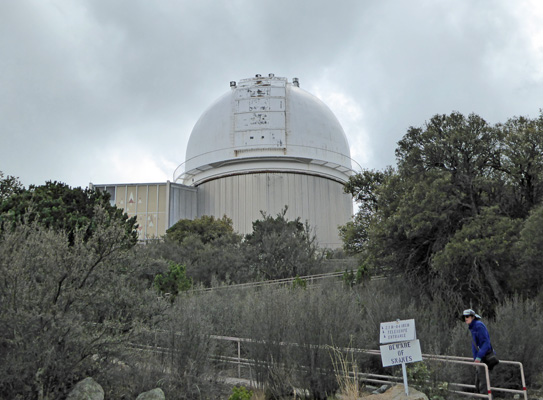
xmin=1 ymin=0 xmax=542 ymax=188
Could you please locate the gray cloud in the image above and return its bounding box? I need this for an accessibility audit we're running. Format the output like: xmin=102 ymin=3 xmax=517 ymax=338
xmin=1 ymin=0 xmax=541 ymax=187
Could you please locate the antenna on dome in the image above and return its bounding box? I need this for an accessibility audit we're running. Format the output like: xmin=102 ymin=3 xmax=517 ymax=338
xmin=230 ymin=81 xmax=237 ymax=88
xmin=292 ymin=77 xmax=299 ymax=87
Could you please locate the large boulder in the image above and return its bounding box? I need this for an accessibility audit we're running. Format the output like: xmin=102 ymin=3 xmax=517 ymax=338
xmin=66 ymin=377 xmax=104 ymax=400
xmin=136 ymin=388 xmax=166 ymax=400
xmin=363 ymin=384 xmax=428 ymax=400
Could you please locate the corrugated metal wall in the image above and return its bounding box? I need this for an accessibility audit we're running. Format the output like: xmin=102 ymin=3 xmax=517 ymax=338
xmin=196 ymin=172 xmax=352 ymax=248
xmin=168 ymin=183 xmax=198 ymax=226
xmin=93 ymin=182 xmax=197 ymax=240
xmin=94 ymin=176 xmax=349 ymax=247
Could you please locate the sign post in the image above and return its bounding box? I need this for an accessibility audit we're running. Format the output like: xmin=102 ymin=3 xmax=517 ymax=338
xmin=379 ymin=319 xmax=422 ymax=396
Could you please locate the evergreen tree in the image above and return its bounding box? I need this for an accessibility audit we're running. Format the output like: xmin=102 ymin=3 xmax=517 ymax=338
xmin=342 ymin=111 xmax=543 ymax=310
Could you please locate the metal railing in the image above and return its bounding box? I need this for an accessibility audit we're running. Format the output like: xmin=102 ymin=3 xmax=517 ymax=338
xmin=422 ymin=353 xmax=527 ymax=400
xmin=191 ymin=270 xmax=387 ymax=293
xmin=192 ymin=271 xmax=345 ymax=292
xmin=209 ymin=335 xmax=528 ymax=400
xmin=127 ymin=329 xmax=527 ymax=399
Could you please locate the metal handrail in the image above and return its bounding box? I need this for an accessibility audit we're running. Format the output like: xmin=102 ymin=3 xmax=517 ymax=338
xmin=172 ymin=145 xmax=360 ymax=183
xmin=129 ymin=331 xmax=528 ymax=399
xmin=191 ymin=271 xmax=387 ymax=293
xmin=422 ymin=353 xmax=527 ymax=400
xmin=209 ymin=335 xmax=528 ymax=400
xmin=192 ymin=271 xmax=345 ymax=292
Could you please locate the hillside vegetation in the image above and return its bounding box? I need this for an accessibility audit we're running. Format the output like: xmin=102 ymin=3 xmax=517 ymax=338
xmin=342 ymin=111 xmax=543 ymax=313
xmin=2 ymin=111 xmax=543 ymax=399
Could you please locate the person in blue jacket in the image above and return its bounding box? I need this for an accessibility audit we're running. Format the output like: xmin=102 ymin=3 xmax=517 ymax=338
xmin=463 ymin=309 xmax=495 ymax=395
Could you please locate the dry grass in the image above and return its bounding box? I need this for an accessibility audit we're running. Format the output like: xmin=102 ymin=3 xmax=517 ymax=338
xmin=329 ymin=345 xmax=362 ymax=400
xmin=251 ymin=388 xmax=266 ymax=400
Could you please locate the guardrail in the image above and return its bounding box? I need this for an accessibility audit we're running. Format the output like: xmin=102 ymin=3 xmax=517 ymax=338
xmin=192 ymin=271 xmax=346 ymax=292
xmin=191 ymin=271 xmax=386 ymax=293
xmin=209 ymin=335 xmax=527 ymax=400
xmin=422 ymin=354 xmax=527 ymax=400
xmin=127 ymin=330 xmax=527 ymax=399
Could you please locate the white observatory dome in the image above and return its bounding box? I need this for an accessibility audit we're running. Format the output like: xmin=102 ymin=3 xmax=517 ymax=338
xmin=175 ymin=74 xmax=352 ymax=185
xmin=174 ymin=74 xmax=354 ymax=248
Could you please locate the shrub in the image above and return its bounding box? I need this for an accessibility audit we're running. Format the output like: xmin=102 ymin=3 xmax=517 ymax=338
xmin=154 ymin=261 xmax=192 ymax=298
xmin=229 ymin=385 xmax=253 ymax=400
xmin=0 ymin=206 xmax=159 ymax=399
xmin=291 ymin=275 xmax=307 ymax=289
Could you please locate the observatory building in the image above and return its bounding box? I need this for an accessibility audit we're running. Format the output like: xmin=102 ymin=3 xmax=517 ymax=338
xmin=92 ymin=74 xmax=354 ymax=249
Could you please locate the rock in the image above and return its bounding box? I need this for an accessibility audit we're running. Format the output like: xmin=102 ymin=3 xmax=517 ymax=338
xmin=66 ymin=377 xmax=104 ymax=400
xmin=363 ymin=384 xmax=428 ymax=400
xmin=372 ymin=384 xmax=390 ymax=394
xmin=136 ymin=388 xmax=166 ymax=400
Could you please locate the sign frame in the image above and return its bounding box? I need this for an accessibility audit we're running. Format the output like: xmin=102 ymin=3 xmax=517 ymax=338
xmin=379 ymin=319 xmax=416 ymax=344
xmin=378 ymin=318 xmax=421 ymax=396
xmin=379 ymin=339 xmax=423 ymax=367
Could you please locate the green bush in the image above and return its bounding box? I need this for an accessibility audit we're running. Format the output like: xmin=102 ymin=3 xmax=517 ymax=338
xmin=342 ymin=265 xmax=369 ymax=287
xmin=228 ymin=386 xmax=253 ymax=400
xmin=154 ymin=261 xmax=192 ymax=298
xmin=291 ymin=275 xmax=307 ymax=289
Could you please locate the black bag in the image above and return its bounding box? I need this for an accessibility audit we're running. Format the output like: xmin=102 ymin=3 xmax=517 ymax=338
xmin=482 ymin=352 xmax=500 ymax=370
xmin=470 ymin=332 xmax=499 ymax=371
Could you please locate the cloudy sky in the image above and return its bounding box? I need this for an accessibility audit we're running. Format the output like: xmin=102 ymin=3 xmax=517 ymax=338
xmin=1 ymin=0 xmax=542 ymax=188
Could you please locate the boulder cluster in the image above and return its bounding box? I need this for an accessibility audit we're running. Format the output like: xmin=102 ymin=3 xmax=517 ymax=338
xmin=66 ymin=377 xmax=165 ymax=400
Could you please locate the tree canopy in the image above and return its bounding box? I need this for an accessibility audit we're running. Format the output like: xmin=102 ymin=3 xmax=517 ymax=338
xmin=166 ymin=215 xmax=236 ymax=244
xmin=0 ymin=171 xmax=23 ymax=203
xmin=157 ymin=209 xmax=322 ymax=285
xmin=0 ymin=180 xmax=137 ymax=246
xmin=162 ymin=215 xmax=244 ymax=285
xmin=243 ymin=207 xmax=322 ymax=280
xmin=342 ymin=111 xmax=543 ymax=312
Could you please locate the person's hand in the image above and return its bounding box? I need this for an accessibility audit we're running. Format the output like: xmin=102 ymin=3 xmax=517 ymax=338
xmin=474 ymin=359 xmax=481 ymax=363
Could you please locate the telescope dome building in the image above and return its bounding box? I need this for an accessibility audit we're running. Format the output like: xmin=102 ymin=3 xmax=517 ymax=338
xmin=92 ymin=74 xmax=354 ymax=249
xmin=174 ymin=74 xmax=353 ymax=248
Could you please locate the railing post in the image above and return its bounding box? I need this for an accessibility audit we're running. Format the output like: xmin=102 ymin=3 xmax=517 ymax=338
xmin=483 ymin=364 xmax=491 ymax=400
xmin=519 ymin=362 xmax=528 ymax=400
xmin=238 ymin=339 xmax=241 ymax=378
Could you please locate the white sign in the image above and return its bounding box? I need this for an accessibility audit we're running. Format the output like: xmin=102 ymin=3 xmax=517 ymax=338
xmin=380 ymin=340 xmax=422 ymax=367
xmin=380 ymin=319 xmax=416 ymax=344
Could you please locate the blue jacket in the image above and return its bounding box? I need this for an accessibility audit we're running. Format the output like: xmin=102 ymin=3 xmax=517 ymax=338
xmin=469 ymin=319 xmax=492 ymax=361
